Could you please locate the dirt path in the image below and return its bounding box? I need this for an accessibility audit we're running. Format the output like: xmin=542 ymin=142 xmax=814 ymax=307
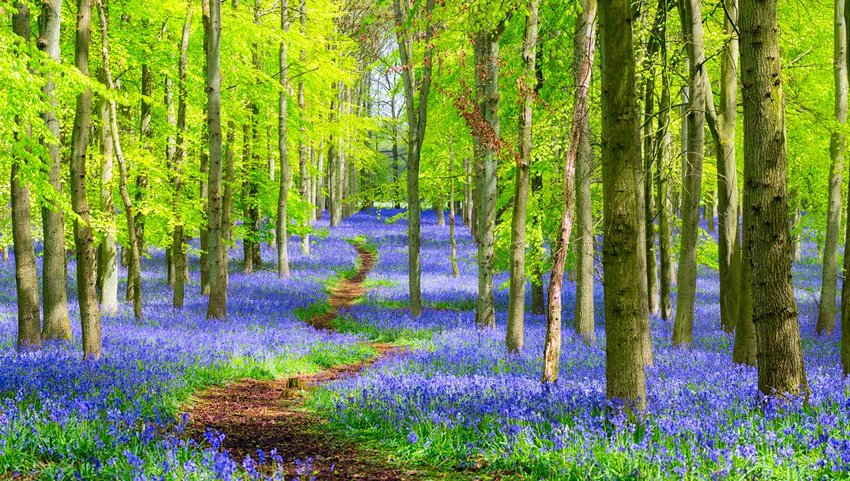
xmin=185 ymin=244 xmax=416 ymax=480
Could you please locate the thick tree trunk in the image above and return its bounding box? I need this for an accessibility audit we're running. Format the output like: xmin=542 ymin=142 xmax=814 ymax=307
xmin=204 ymin=0 xmax=226 ymax=319
xmin=474 ymin=27 xmax=503 ymax=329
xmin=818 ymin=0 xmax=847 ymax=336
xmin=38 ymin=0 xmax=72 ymax=340
xmin=277 ymin=0 xmax=292 ymax=278
xmin=506 ymin=0 xmax=539 ymax=353
xmin=598 ymin=0 xmax=648 ymax=411
xmin=71 ymin=0 xmax=102 ymax=359
xmin=97 ymin=0 xmax=143 ymax=322
xmin=11 ymin=2 xmax=42 ymax=350
xmin=542 ymin=0 xmax=596 ymax=382
xmin=97 ymin=88 xmax=119 ymax=316
xmin=672 ymin=0 xmax=707 ymax=348
xmin=172 ymin=2 xmax=192 ymax=309
xmin=741 ymin=0 xmax=809 ymax=397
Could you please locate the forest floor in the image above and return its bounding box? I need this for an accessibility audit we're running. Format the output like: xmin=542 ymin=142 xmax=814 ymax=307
xmin=184 ymin=245 xmax=477 ymax=480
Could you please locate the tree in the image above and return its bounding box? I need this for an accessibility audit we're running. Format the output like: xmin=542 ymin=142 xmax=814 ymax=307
xmin=172 ymin=0 xmax=193 ymax=309
xmin=38 ymin=0 xmax=72 ymax=340
xmin=205 ymin=0 xmax=227 ymax=319
xmin=97 ymin=0 xmax=144 ymax=322
xmin=506 ymin=0 xmax=540 ymax=354
xmin=542 ymin=0 xmax=597 ymax=382
xmin=97 ymin=76 xmax=119 ymax=315
xmin=740 ymin=0 xmax=809 ymax=397
xmin=672 ymin=0 xmax=707 ymax=348
xmin=70 ymin=0 xmax=103 ymax=359
xmin=817 ymin=0 xmax=847 ymax=336
xmin=277 ymin=0 xmax=292 ymax=279
xmin=599 ymin=0 xmax=648 ymax=411
xmin=394 ymin=0 xmax=436 ymax=318
xmin=11 ymin=2 xmax=42 ymax=350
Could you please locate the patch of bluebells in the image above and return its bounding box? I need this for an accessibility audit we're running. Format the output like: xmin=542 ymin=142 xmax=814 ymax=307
xmin=0 ymin=214 xmax=365 ymax=479
xmin=316 ymin=209 xmax=850 ymax=479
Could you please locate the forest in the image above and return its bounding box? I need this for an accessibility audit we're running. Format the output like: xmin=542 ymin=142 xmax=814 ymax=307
xmin=0 ymin=0 xmax=848 ymax=478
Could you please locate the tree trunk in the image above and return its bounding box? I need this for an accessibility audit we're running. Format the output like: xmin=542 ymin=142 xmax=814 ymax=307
xmin=598 ymin=0 xmax=648 ymax=411
xmin=819 ymin=0 xmax=846 ymax=335
xmin=506 ymin=0 xmax=540 ymax=354
xmin=165 ymin=72 xmax=176 ymax=289
xmin=672 ymin=0 xmax=707 ymax=348
xmin=733 ymin=185 xmax=757 ymax=365
xmin=204 ymin=0 xmax=226 ymax=319
xmin=71 ymin=0 xmax=102 ymax=359
xmin=277 ymin=0 xmax=292 ymax=278
xmin=542 ymin=0 xmax=596 ymax=382
xmin=474 ymin=25 xmax=503 ymax=329
xmin=172 ymin=1 xmax=192 ymax=309
xmin=715 ymin=0 xmax=741 ymax=334
xmin=97 ymin=0 xmax=143 ymax=322
xmin=97 ymin=85 xmax=119 ymax=316
xmin=394 ymin=0 xmax=435 ymax=318
xmin=136 ymin=63 xmax=152 ymax=254
xmin=449 ymin=138 xmax=459 ymax=278
xmin=199 ymin=151 xmax=210 ymax=295
xmin=654 ymin=0 xmax=674 ymax=323
xmin=317 ymin=138 xmax=325 ymax=214
xmin=38 ymin=0 xmax=72 ymax=340
xmin=741 ymin=0 xmax=809 ymax=397
xmin=643 ymin=10 xmax=660 ymax=318
xmin=222 ymin=122 xmax=236 ymax=287
xmin=530 ymin=171 xmax=545 ymax=316
xmin=704 ymin=189 xmax=716 ymax=233
xmin=298 ymin=0 xmax=310 ymax=254
xmin=11 ymin=3 xmax=43 ymax=350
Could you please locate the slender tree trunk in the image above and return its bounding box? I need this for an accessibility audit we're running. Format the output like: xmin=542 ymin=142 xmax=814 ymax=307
xmin=38 ymin=0 xmax=72 ymax=340
xmin=317 ymin=138 xmax=325 ymax=214
xmin=277 ymin=0 xmax=292 ymax=278
xmin=449 ymin=139 xmax=459 ymax=278
xmin=165 ymin=73 xmax=175 ymax=289
xmin=71 ymin=0 xmax=102 ymax=359
xmin=136 ymin=63 xmax=152 ymax=254
xmin=506 ymin=0 xmax=540 ymax=354
xmin=653 ymin=0 xmax=673 ymax=322
xmin=97 ymin=85 xmax=119 ymax=315
xmin=672 ymin=0 xmax=707 ymax=348
xmin=394 ymin=0 xmax=435 ymax=318
xmin=222 ymin=122 xmax=235 ymax=287
xmin=11 ymin=3 xmax=42 ymax=350
xmin=819 ymin=0 xmax=847 ymax=336
xmin=643 ymin=29 xmax=660 ymax=318
xmin=530 ymin=171 xmax=545 ymax=315
xmin=542 ymin=0 xmax=596 ymax=382
xmin=172 ymin=2 xmax=192 ymax=309
xmin=204 ymin=0 xmax=226 ymax=319
xmin=199 ymin=151 xmax=210 ymax=294
xmin=97 ymin=0 xmax=143 ymax=322
xmin=741 ymin=0 xmax=809 ymax=397
xmin=733 ymin=184 xmax=757 ymax=365
xmin=298 ymin=0 xmax=310 ymax=254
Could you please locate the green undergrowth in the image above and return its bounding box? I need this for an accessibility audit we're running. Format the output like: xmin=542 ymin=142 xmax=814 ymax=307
xmin=331 ymin=315 xmax=434 ymax=347
xmin=365 ymin=297 xmax=478 ymax=313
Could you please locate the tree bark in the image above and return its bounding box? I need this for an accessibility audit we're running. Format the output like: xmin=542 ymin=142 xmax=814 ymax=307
xmin=542 ymin=0 xmax=596 ymax=382
xmin=598 ymin=0 xmax=648 ymax=411
xmin=71 ymin=0 xmax=103 ymax=359
xmin=818 ymin=0 xmax=847 ymax=336
xmin=11 ymin=3 xmax=42 ymax=350
xmin=38 ymin=0 xmax=72 ymax=340
xmin=740 ymin=0 xmax=809 ymax=397
xmin=449 ymin=138 xmax=459 ymax=278
xmin=204 ymin=0 xmax=226 ymax=319
xmin=672 ymin=0 xmax=707 ymax=348
xmin=298 ymin=0 xmax=310 ymax=254
xmin=97 ymin=81 xmax=119 ymax=315
xmin=654 ymin=0 xmax=674 ymax=322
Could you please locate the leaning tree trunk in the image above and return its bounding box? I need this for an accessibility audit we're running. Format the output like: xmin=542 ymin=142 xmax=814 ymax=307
xmin=97 ymin=0 xmax=143 ymax=322
xmin=741 ymin=0 xmax=809 ymax=397
xmin=277 ymin=0 xmax=292 ymax=279
xmin=204 ymin=0 xmax=226 ymax=319
xmin=542 ymin=0 xmax=596 ymax=383
xmin=11 ymin=2 xmax=42 ymax=351
xmin=672 ymin=0 xmax=707 ymax=348
xmin=818 ymin=0 xmax=847 ymax=336
xmin=598 ymin=0 xmax=648 ymax=411
xmin=70 ymin=0 xmax=102 ymax=359
xmin=172 ymin=1 xmax=192 ymax=309
xmin=38 ymin=0 xmax=71 ymax=340
xmin=506 ymin=0 xmax=540 ymax=354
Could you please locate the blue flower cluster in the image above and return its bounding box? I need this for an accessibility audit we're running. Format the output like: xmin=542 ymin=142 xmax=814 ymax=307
xmin=315 ymin=209 xmax=850 ymax=479
xmin=0 ymin=217 xmax=366 ymax=480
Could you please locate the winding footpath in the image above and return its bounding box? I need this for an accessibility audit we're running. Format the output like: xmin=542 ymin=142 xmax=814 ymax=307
xmin=185 ymin=245 xmax=413 ymax=480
